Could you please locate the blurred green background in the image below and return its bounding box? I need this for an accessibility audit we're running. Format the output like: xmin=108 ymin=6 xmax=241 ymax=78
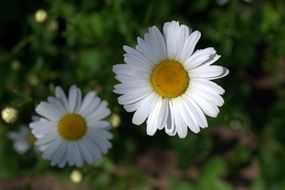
xmin=1 ymin=0 xmax=285 ymax=189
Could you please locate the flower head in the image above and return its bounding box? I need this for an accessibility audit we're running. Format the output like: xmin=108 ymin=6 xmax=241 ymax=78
xmin=8 ymin=125 xmax=35 ymax=154
xmin=1 ymin=106 xmax=18 ymax=124
xmin=35 ymin=9 xmax=47 ymax=23
xmin=30 ymin=85 xmax=113 ymax=167
xmin=113 ymin=21 xmax=229 ymax=138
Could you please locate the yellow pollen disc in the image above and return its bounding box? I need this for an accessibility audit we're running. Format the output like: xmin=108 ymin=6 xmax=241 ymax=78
xmin=57 ymin=114 xmax=87 ymax=141
xmin=151 ymin=60 xmax=189 ymax=98
xmin=27 ymin=135 xmax=36 ymax=145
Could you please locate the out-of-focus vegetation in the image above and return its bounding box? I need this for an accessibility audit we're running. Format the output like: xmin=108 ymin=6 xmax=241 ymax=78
xmin=1 ymin=0 xmax=285 ymax=189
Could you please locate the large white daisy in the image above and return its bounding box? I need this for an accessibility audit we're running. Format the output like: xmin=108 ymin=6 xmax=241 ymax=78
xmin=113 ymin=21 xmax=229 ymax=138
xmin=30 ymin=85 xmax=113 ymax=167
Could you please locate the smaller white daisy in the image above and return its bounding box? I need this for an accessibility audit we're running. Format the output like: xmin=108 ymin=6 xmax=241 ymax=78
xmin=8 ymin=125 xmax=35 ymax=154
xmin=30 ymin=85 xmax=113 ymax=168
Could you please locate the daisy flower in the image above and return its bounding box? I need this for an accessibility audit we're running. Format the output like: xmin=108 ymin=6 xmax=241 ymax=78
xmin=8 ymin=125 xmax=36 ymax=154
xmin=113 ymin=21 xmax=229 ymax=138
xmin=30 ymin=85 xmax=113 ymax=167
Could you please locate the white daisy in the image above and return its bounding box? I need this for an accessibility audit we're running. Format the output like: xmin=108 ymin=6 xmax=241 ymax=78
xmin=8 ymin=125 xmax=35 ymax=154
xmin=113 ymin=21 xmax=229 ymax=138
xmin=30 ymin=85 xmax=113 ymax=167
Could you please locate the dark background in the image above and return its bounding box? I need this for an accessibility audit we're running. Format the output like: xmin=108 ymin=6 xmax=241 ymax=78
xmin=0 ymin=0 xmax=285 ymax=189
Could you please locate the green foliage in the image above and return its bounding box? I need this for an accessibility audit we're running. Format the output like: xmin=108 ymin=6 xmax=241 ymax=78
xmin=197 ymin=157 xmax=232 ymax=190
xmin=1 ymin=0 xmax=285 ymax=189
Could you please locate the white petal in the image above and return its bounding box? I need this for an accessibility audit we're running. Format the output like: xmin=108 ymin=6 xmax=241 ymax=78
xmin=146 ymin=98 xmax=163 ymax=136
xmin=132 ymin=93 xmax=159 ymax=125
xmin=87 ymin=120 xmax=110 ymax=129
xmin=7 ymin=132 xmax=21 ymax=140
xmin=123 ymin=93 xmax=154 ymax=112
xmin=191 ymin=85 xmax=224 ymax=107
xmin=30 ymin=121 xmax=56 ymax=138
xmin=157 ymin=100 xmax=169 ymax=130
xmin=175 ymin=24 xmax=190 ymax=61
xmin=148 ymin=26 xmax=167 ymax=60
xmin=115 ymin=74 xmax=149 ymax=84
xmin=165 ymin=101 xmax=176 ymax=136
xmin=30 ymin=120 xmax=56 ymax=128
xmin=35 ymin=102 xmax=62 ymax=121
xmin=114 ymin=83 xmax=151 ymax=95
xmin=87 ymin=130 xmax=110 ymax=154
xmin=55 ymin=86 xmax=69 ymax=110
xmin=184 ymin=48 xmax=217 ymax=70
xmin=191 ymin=79 xmax=225 ymax=95
xmin=73 ymin=143 xmax=84 ymax=167
xmin=47 ymin=97 xmax=65 ymax=113
xmin=187 ymin=91 xmax=220 ymax=117
xmin=190 ymin=65 xmax=229 ymax=80
xmin=179 ymin=31 xmax=201 ymax=62
xmin=88 ymin=128 xmax=112 ymax=151
xmin=58 ymin=154 xmax=68 ymax=168
xmin=163 ymin=21 xmax=179 ymax=59
xmin=135 ymin=26 xmax=167 ymax=64
xmin=113 ymin=64 xmax=150 ymax=78
xmin=136 ymin=37 xmax=160 ymax=64
xmin=67 ymin=143 xmax=75 ymax=166
xmin=14 ymin=141 xmax=30 ymax=154
xmin=84 ymin=137 xmax=101 ymax=163
xmin=123 ymin=46 xmax=153 ymax=67
xmin=78 ymin=140 xmax=94 ymax=164
xmin=181 ymin=95 xmax=208 ymax=129
xmin=114 ymin=78 xmax=151 ymax=91
xmin=180 ymin=96 xmax=202 ymax=132
xmin=68 ymin=85 xmax=81 ymax=113
xmin=80 ymin=97 xmax=100 ymax=117
xmin=57 ymin=142 xmax=68 ymax=168
xmin=36 ymin=130 xmax=58 ymax=146
xmin=50 ymin=140 xmax=66 ymax=167
xmin=171 ymin=99 xmax=188 ymax=138
xmin=175 ymin=99 xmax=197 ymax=133
xmin=87 ymin=128 xmax=104 ymax=142
xmin=87 ymin=101 xmax=111 ymax=120
xmin=42 ymin=138 xmax=62 ymax=159
xmin=94 ymin=128 xmax=113 ymax=140
xmin=79 ymin=91 xmax=96 ymax=113
xmin=118 ymin=87 xmax=152 ymax=105
xmin=163 ymin=21 xmax=191 ymax=60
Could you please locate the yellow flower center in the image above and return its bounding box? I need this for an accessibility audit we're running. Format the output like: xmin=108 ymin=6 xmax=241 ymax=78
xmin=27 ymin=134 xmax=36 ymax=145
xmin=151 ymin=60 xmax=190 ymax=98
xmin=57 ymin=114 xmax=87 ymax=141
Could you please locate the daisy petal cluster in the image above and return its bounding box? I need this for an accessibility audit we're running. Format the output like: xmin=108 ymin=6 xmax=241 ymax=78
xmin=8 ymin=125 xmax=35 ymax=154
xmin=113 ymin=21 xmax=229 ymax=138
xmin=30 ymin=85 xmax=112 ymax=167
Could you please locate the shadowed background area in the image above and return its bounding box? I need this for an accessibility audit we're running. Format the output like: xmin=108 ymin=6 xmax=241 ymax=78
xmin=1 ymin=0 xmax=285 ymax=189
